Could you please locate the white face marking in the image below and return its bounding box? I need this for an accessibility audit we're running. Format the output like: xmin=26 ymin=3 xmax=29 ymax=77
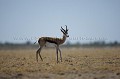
xmin=45 ymin=42 xmax=57 ymax=47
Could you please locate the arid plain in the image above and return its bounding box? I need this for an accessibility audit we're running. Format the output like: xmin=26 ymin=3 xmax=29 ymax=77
xmin=0 ymin=47 xmax=120 ymax=79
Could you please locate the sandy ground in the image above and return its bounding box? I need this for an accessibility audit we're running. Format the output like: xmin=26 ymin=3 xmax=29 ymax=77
xmin=0 ymin=47 xmax=120 ymax=79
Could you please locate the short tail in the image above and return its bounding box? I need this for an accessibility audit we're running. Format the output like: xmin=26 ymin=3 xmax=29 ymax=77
xmin=34 ymin=41 xmax=37 ymax=44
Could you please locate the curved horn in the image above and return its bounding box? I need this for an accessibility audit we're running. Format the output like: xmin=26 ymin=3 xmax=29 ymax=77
xmin=65 ymin=25 xmax=68 ymax=31
xmin=61 ymin=26 xmax=65 ymax=32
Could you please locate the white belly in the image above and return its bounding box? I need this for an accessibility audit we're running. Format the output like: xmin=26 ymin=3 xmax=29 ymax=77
xmin=45 ymin=42 xmax=57 ymax=47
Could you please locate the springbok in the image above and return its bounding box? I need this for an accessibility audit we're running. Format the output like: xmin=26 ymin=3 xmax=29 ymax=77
xmin=35 ymin=25 xmax=69 ymax=63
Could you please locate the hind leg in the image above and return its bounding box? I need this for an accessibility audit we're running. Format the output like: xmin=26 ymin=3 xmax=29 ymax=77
xmin=36 ymin=46 xmax=43 ymax=62
xmin=38 ymin=47 xmax=43 ymax=61
xmin=36 ymin=48 xmax=39 ymax=62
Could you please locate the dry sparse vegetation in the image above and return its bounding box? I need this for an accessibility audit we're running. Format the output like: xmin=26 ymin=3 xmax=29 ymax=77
xmin=0 ymin=47 xmax=120 ymax=79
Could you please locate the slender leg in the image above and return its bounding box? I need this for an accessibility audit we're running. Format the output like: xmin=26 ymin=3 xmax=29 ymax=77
xmin=36 ymin=47 xmax=43 ymax=62
xmin=56 ymin=46 xmax=59 ymax=63
xmin=38 ymin=47 xmax=43 ymax=61
xmin=36 ymin=48 xmax=40 ymax=62
xmin=58 ymin=47 xmax=62 ymax=62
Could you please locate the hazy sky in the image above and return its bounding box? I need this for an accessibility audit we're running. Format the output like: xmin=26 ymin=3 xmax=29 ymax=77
xmin=0 ymin=0 xmax=120 ymax=43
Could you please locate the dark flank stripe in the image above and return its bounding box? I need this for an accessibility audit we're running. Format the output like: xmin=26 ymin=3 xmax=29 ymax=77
xmin=46 ymin=39 xmax=58 ymax=44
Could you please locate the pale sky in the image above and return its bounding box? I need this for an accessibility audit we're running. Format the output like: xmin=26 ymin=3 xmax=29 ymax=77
xmin=0 ymin=0 xmax=120 ymax=44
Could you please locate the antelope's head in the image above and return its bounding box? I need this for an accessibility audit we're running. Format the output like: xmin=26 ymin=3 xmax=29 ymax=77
xmin=61 ymin=25 xmax=69 ymax=37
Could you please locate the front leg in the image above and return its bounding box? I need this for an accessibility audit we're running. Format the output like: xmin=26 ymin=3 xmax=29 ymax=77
xmin=56 ymin=46 xmax=59 ymax=63
xmin=58 ymin=48 xmax=62 ymax=62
